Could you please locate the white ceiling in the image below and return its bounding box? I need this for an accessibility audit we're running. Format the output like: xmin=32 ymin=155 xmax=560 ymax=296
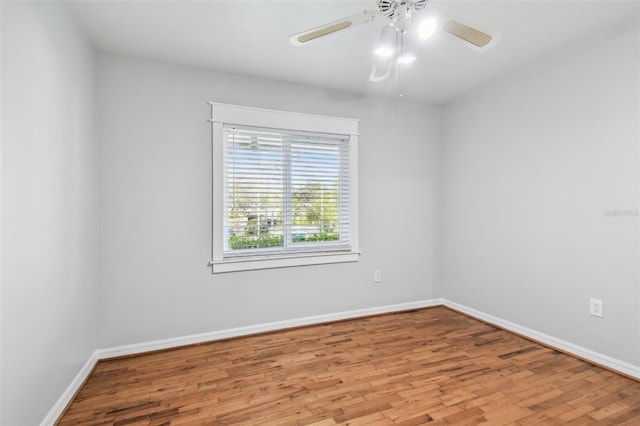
xmin=67 ymin=0 xmax=639 ymax=105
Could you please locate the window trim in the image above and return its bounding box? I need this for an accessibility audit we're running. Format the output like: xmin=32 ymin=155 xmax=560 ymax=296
xmin=209 ymin=103 xmax=359 ymax=273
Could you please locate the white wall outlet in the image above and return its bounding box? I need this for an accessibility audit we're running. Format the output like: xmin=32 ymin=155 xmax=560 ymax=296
xmin=374 ymin=270 xmax=382 ymax=283
xmin=590 ymin=298 xmax=603 ymax=318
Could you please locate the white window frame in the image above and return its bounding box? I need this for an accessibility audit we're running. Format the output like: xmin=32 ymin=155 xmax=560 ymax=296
xmin=209 ymin=103 xmax=359 ymax=273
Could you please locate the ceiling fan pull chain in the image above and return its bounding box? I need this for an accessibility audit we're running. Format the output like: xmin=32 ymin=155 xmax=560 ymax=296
xmin=397 ymin=31 xmax=404 ymax=98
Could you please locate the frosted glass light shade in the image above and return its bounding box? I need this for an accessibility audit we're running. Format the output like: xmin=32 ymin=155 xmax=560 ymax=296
xmin=418 ymin=16 xmax=437 ymax=40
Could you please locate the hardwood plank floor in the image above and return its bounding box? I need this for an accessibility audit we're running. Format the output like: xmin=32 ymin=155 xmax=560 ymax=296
xmin=58 ymin=307 xmax=640 ymax=425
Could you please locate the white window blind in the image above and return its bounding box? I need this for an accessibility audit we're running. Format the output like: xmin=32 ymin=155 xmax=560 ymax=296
xmin=223 ymin=125 xmax=351 ymax=257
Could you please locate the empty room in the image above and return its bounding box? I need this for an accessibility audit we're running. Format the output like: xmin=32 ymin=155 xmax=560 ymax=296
xmin=2 ymin=0 xmax=640 ymax=424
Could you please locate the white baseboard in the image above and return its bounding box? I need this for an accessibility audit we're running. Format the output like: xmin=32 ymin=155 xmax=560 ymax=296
xmin=442 ymin=299 xmax=640 ymax=380
xmin=40 ymin=350 xmax=99 ymax=426
xmin=96 ymin=299 xmax=444 ymax=359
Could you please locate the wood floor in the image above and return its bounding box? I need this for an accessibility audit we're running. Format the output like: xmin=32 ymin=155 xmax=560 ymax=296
xmin=59 ymin=307 xmax=640 ymax=425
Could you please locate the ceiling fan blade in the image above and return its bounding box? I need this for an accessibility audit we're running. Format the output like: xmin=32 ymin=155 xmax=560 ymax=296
xmin=290 ymin=10 xmax=379 ymax=46
xmin=444 ymin=20 xmax=501 ymax=52
xmin=369 ymin=56 xmax=392 ymax=82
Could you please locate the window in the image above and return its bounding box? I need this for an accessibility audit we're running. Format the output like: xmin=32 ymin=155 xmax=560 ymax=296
xmin=209 ymin=103 xmax=359 ymax=273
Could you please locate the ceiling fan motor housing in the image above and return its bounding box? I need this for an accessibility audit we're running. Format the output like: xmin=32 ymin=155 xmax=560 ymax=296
xmin=377 ymin=0 xmax=428 ymax=18
xmin=378 ymin=0 xmax=429 ymax=32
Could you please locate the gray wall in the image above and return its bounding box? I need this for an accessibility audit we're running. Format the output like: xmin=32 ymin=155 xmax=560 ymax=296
xmin=1 ymin=2 xmax=98 ymax=425
xmin=440 ymin=22 xmax=640 ymax=365
xmin=96 ymin=54 xmax=442 ymax=348
xmin=3 ymin=3 xmax=639 ymax=423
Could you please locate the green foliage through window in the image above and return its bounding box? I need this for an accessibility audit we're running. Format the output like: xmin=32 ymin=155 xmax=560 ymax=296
xmin=229 ymin=234 xmax=284 ymax=250
xmin=292 ymin=233 xmax=339 ymax=243
xmin=228 ymin=233 xmax=340 ymax=250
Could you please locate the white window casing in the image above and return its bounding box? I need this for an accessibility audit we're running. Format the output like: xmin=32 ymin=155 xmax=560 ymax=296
xmin=209 ymin=103 xmax=359 ymax=273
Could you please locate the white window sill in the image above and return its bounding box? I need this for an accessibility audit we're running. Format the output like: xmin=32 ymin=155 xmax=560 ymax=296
xmin=210 ymin=251 xmax=360 ymax=273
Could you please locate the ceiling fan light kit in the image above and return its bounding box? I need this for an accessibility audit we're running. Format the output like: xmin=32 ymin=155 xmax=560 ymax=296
xmin=290 ymin=0 xmax=499 ymax=83
xmin=417 ymin=16 xmax=438 ymax=40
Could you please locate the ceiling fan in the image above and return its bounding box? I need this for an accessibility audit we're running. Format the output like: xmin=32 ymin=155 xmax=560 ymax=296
xmin=289 ymin=0 xmax=500 ymax=82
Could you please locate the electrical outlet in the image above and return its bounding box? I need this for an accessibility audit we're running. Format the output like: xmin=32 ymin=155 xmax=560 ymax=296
xmin=374 ymin=270 xmax=382 ymax=283
xmin=590 ymin=298 xmax=603 ymax=318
